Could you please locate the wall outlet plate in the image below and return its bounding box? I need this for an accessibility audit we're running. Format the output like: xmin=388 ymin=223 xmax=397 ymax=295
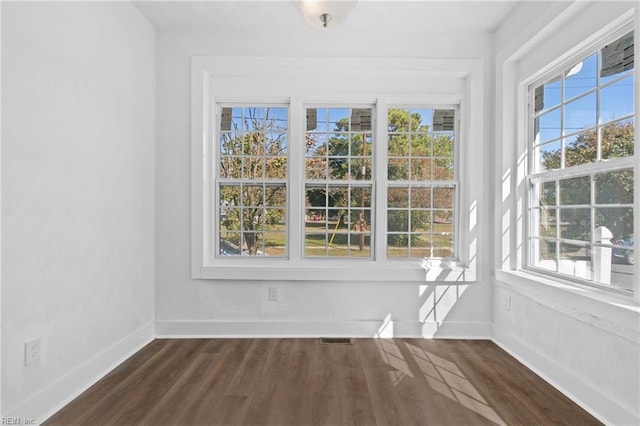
xmin=503 ymin=295 xmax=512 ymax=312
xmin=268 ymin=287 xmax=278 ymax=302
xmin=25 ymin=338 xmax=41 ymax=366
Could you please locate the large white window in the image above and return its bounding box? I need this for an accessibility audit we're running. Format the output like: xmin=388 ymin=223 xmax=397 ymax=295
xmin=191 ymin=57 xmax=481 ymax=281
xmin=214 ymin=103 xmax=458 ymax=261
xmin=526 ymin=29 xmax=635 ymax=293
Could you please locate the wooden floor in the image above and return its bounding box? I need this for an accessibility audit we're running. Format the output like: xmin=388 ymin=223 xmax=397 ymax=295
xmin=44 ymin=339 xmax=601 ymax=426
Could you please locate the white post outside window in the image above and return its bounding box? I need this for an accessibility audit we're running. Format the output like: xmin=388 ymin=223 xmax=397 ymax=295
xmin=593 ymin=226 xmax=613 ymax=285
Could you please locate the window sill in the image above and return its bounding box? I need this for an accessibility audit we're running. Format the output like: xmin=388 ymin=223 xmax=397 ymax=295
xmin=193 ymin=259 xmax=476 ymax=282
xmin=496 ymin=269 xmax=637 ymax=304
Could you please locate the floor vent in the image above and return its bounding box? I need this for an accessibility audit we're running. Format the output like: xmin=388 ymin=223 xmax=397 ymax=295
xmin=320 ymin=338 xmax=353 ymax=345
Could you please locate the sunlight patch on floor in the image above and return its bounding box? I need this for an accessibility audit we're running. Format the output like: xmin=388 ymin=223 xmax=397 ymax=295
xmin=405 ymin=342 xmax=507 ymax=426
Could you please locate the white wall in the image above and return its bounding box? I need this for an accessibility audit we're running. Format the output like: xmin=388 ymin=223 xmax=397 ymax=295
xmin=1 ymin=2 xmax=155 ymax=422
xmin=493 ymin=2 xmax=640 ymax=425
xmin=155 ymin=28 xmax=494 ymax=338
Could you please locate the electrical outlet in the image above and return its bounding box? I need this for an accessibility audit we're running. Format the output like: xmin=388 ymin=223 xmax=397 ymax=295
xmin=503 ymin=295 xmax=512 ymax=312
xmin=268 ymin=287 xmax=278 ymax=302
xmin=25 ymin=338 xmax=41 ymax=366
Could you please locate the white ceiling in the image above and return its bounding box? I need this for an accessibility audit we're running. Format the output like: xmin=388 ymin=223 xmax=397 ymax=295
xmin=133 ymin=1 xmax=520 ymax=34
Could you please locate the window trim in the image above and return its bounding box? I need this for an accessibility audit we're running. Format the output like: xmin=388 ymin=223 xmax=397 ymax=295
xmin=191 ymin=56 xmax=481 ymax=281
xmin=521 ymin=21 xmax=636 ymax=296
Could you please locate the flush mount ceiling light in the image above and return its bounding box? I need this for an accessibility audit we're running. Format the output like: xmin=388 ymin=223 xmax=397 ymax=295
xmin=296 ymin=0 xmax=358 ymax=29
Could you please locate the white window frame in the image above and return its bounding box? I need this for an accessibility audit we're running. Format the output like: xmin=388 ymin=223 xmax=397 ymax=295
xmin=302 ymin=104 xmax=376 ymax=259
xmin=191 ymin=57 xmax=480 ymax=281
xmin=521 ymin=21 xmax=637 ymax=296
xmin=385 ymin=105 xmax=460 ymax=260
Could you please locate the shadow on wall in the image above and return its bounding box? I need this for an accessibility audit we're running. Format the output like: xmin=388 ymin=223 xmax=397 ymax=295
xmin=374 ymin=195 xmax=482 ymax=339
xmin=419 ymin=283 xmax=470 ymax=333
xmin=373 ymin=282 xmax=475 ymax=339
xmin=401 ymin=196 xmax=480 ymax=338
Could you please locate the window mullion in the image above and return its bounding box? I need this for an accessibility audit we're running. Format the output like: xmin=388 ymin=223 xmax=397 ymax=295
xmin=375 ymin=99 xmax=388 ymax=261
xmin=289 ymin=97 xmax=303 ymax=261
xmin=528 ymin=156 xmax=634 ymax=182
xmin=209 ymin=100 xmax=220 ymax=262
xmin=596 ymin=50 xmax=602 ymax=162
xmin=590 ymin=171 xmax=596 ymax=251
xmin=560 ymin=76 xmax=566 ymax=170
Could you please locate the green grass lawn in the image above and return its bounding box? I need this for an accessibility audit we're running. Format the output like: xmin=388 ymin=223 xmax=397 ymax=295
xmin=229 ymin=221 xmax=453 ymax=258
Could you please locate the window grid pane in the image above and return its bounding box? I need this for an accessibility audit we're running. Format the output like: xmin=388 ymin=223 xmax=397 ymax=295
xmin=529 ymin=171 xmax=634 ymax=288
xmin=386 ymin=108 xmax=456 ymax=259
xmin=217 ymin=106 xmax=288 ymax=257
xmin=304 ymin=183 xmax=372 ymax=258
xmin=387 ymin=184 xmax=456 ymax=259
xmin=304 ymin=107 xmax=374 ymax=258
xmin=532 ymin=33 xmax=635 ymax=172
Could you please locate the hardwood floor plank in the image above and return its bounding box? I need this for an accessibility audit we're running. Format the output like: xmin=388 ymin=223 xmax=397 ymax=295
xmin=303 ymin=344 xmax=345 ymax=426
xmin=264 ymin=339 xmax=319 ymax=426
xmin=43 ymin=339 xmax=167 ymax=426
xmin=93 ymin=339 xmax=204 ymax=426
xmin=447 ymin=340 xmax=551 ymax=425
xmin=334 ymin=341 xmax=377 ymax=426
xmin=224 ymin=338 xmax=276 ymax=398
xmin=458 ymin=340 xmax=601 ymax=426
xmin=138 ymin=339 xmax=244 ymax=425
xmin=43 ymin=338 xmax=602 ymax=426
xmin=138 ymin=349 xmax=221 ymax=426
xmin=256 ymin=339 xmax=312 ymax=425
xmin=45 ymin=339 xmax=193 ymax=426
xmin=393 ymin=339 xmax=492 ymax=426
xmin=172 ymin=339 xmax=255 ymax=425
xmin=209 ymin=395 xmax=252 ymax=426
xmin=241 ymin=339 xmax=303 ymax=426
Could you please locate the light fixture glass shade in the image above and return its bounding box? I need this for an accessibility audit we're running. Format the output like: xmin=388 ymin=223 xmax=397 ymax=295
xmin=296 ymin=0 xmax=358 ymax=29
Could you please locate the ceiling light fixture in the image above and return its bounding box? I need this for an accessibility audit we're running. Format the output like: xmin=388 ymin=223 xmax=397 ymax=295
xmin=319 ymin=12 xmax=332 ymax=28
xmin=296 ymin=0 xmax=358 ymax=30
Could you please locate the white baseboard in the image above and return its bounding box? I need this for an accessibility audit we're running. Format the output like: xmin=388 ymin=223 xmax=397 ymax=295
xmin=154 ymin=319 xmax=491 ymax=339
xmin=7 ymin=321 xmax=155 ymax=425
xmin=492 ymin=324 xmax=639 ymax=426
xmin=413 ymin=321 xmax=492 ymax=339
